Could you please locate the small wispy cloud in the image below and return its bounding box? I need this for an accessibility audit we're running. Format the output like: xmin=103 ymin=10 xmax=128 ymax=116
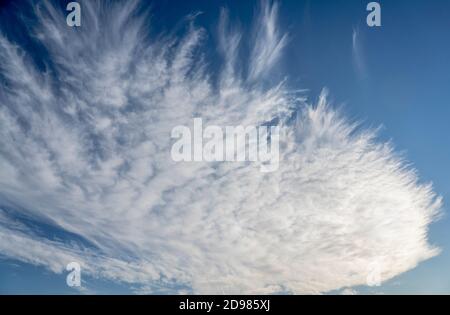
xmin=0 ymin=0 xmax=442 ymax=294
xmin=352 ymin=27 xmax=367 ymax=79
xmin=248 ymin=1 xmax=288 ymax=81
xmin=340 ymin=288 xmax=358 ymax=295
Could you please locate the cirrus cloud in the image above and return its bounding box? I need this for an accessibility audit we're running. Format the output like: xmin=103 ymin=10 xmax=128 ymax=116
xmin=0 ymin=0 xmax=442 ymax=294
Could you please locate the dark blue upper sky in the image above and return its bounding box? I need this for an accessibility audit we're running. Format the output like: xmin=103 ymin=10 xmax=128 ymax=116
xmin=1 ymin=0 xmax=449 ymax=294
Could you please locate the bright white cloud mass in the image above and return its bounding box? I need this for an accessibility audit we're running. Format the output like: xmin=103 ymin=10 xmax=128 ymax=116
xmin=0 ymin=0 xmax=442 ymax=294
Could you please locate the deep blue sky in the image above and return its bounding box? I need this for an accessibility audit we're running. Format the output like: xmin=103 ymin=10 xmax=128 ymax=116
xmin=1 ymin=0 xmax=449 ymax=294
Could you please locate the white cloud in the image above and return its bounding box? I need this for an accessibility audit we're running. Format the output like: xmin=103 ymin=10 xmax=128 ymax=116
xmin=340 ymin=288 xmax=358 ymax=295
xmin=0 ymin=0 xmax=442 ymax=294
xmin=248 ymin=1 xmax=288 ymax=81
xmin=352 ymin=27 xmax=367 ymax=79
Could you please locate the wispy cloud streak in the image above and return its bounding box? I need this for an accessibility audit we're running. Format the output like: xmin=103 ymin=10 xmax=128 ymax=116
xmin=352 ymin=27 xmax=367 ymax=79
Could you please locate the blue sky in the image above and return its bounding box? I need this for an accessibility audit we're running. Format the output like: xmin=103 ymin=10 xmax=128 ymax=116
xmin=0 ymin=0 xmax=449 ymax=294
